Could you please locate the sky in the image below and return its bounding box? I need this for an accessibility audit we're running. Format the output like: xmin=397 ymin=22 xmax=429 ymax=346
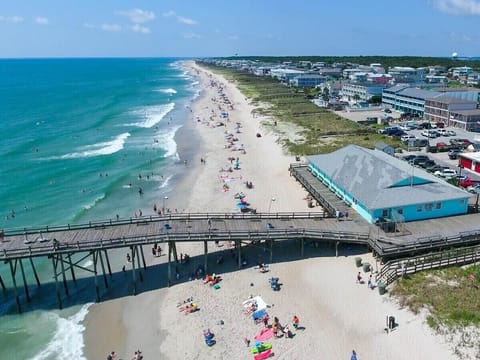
xmin=1 ymin=0 xmax=480 ymax=58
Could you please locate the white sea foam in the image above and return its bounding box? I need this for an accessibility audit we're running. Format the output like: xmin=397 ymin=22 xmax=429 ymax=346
xmin=81 ymin=259 xmax=93 ymax=268
xmin=58 ymin=133 xmax=130 ymax=159
xmin=31 ymin=303 xmax=93 ymax=360
xmin=82 ymin=194 xmax=106 ymax=211
xmin=155 ymin=88 xmax=177 ymax=95
xmin=155 ymin=125 xmax=181 ymax=158
xmin=158 ymin=174 xmax=173 ymax=189
xmin=132 ymin=103 xmax=175 ymax=128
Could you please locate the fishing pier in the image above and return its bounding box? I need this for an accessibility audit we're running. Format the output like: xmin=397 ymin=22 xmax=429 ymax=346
xmin=2 ymin=211 xmax=480 ymax=312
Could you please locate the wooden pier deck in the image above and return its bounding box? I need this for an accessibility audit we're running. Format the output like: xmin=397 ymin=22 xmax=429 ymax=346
xmin=2 ymin=208 xmax=480 ymax=312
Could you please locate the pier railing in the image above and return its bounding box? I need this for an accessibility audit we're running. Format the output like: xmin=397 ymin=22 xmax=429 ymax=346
xmin=289 ymin=163 xmax=337 ymax=216
xmin=1 ymin=227 xmax=369 ymax=260
xmin=370 ymin=229 xmax=480 ymax=260
xmin=1 ymin=211 xmax=327 ymax=237
xmin=376 ymin=243 xmax=480 ymax=286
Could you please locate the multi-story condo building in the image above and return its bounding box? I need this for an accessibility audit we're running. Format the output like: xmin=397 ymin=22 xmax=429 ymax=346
xmin=341 ymin=83 xmax=385 ymax=102
xmin=424 ymin=97 xmax=478 ymax=128
xmin=388 ymin=67 xmax=426 ymax=83
xmin=290 ymin=74 xmax=327 ymax=88
xmin=382 ymin=85 xmax=439 ymax=117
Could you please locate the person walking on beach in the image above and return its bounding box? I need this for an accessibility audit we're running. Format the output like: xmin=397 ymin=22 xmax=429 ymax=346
xmin=107 ymin=351 xmax=116 ymax=360
xmin=351 ymin=350 xmax=358 ymax=360
xmin=356 ymin=272 xmax=362 ymax=284
xmin=292 ymin=315 xmax=300 ymax=329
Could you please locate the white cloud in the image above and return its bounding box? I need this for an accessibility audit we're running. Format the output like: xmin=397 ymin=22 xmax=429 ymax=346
xmin=163 ymin=10 xmax=197 ymax=25
xmin=34 ymin=17 xmax=49 ymax=25
xmin=101 ymin=24 xmax=122 ymax=32
xmin=117 ymin=8 xmax=155 ymax=23
xmin=162 ymin=10 xmax=176 ymax=17
xmin=131 ymin=24 xmax=150 ymax=34
xmin=433 ymin=0 xmax=480 ymax=15
xmin=177 ymin=16 xmax=197 ymax=25
xmin=0 ymin=15 xmax=24 ymax=23
xmin=449 ymin=31 xmax=474 ymax=42
xmin=83 ymin=22 xmax=122 ymax=32
xmin=183 ymin=31 xmax=202 ymax=39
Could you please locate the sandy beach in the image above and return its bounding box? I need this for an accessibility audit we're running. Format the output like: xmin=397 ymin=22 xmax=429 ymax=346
xmin=83 ymin=61 xmax=457 ymax=360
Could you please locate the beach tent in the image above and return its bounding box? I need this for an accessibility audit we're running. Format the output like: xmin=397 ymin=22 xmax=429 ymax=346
xmin=243 ymin=296 xmax=268 ymax=312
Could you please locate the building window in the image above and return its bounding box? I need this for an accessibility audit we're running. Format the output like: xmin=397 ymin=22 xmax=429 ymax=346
xmin=436 ymin=202 xmax=441 ymax=209
xmin=397 ymin=208 xmax=403 ymax=215
xmin=425 ymin=203 xmax=433 ymax=211
xmin=382 ymin=209 xmax=388 ymax=217
xmin=417 ymin=205 xmax=422 ymax=212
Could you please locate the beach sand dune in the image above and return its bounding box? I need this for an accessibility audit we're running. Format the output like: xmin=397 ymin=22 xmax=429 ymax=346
xmin=83 ymin=62 xmax=457 ymax=360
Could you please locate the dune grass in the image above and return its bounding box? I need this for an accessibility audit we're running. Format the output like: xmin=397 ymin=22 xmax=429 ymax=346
xmin=199 ymin=63 xmax=402 ymax=155
xmin=390 ymin=265 xmax=480 ymax=329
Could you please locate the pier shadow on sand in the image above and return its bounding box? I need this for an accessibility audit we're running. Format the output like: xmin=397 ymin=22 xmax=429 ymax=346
xmin=0 ymin=240 xmax=368 ymax=314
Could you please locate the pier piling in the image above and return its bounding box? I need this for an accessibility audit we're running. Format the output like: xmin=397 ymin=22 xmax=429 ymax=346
xmin=19 ymin=259 xmax=31 ymax=303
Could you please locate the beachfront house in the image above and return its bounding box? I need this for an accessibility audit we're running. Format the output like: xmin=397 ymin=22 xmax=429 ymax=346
xmin=307 ymin=145 xmax=471 ymax=224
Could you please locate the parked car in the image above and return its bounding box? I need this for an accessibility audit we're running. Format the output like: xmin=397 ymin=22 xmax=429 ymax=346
xmin=402 ymin=154 xmax=417 ymax=162
xmin=446 ymin=130 xmax=456 ymax=136
xmin=459 ymin=177 xmax=477 ymax=188
xmin=418 ymin=122 xmax=432 ymax=129
xmin=448 ymin=148 xmax=462 ymax=159
xmin=467 ymin=183 xmax=480 ymax=194
xmin=435 ymin=122 xmax=445 ymax=129
xmin=426 ymin=164 xmax=448 ymax=173
xmin=384 ymin=108 xmax=392 ymax=113
xmin=413 ymin=139 xmax=428 ymax=147
xmin=450 ymin=138 xmax=472 ymax=148
xmin=434 ymin=168 xmax=457 ymax=179
xmin=437 ymin=129 xmax=448 ymax=136
xmin=401 ymin=134 xmax=416 ymax=143
xmin=410 ymin=155 xmax=430 ymax=166
xmin=378 ymin=126 xmax=397 ymax=134
xmin=420 ymin=159 xmax=436 ymax=169
xmin=421 ymin=130 xmax=438 ymax=138
xmin=436 ymin=142 xmax=447 ymax=147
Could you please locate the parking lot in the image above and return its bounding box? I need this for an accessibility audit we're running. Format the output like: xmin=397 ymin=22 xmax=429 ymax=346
xmin=330 ymin=107 xmax=480 ymax=183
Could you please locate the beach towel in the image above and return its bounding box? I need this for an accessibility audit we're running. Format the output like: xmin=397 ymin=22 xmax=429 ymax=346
xmin=251 ymin=343 xmax=272 ymax=354
xmin=253 ymin=348 xmax=272 ymax=360
xmin=252 ymin=309 xmax=267 ymax=321
xmin=254 ymin=328 xmax=274 ymax=342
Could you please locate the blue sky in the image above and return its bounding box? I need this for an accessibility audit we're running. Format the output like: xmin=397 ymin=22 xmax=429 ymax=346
xmin=1 ymin=0 xmax=480 ymax=58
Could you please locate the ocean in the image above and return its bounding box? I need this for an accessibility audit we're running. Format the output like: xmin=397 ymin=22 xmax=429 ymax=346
xmin=0 ymin=58 xmax=199 ymax=359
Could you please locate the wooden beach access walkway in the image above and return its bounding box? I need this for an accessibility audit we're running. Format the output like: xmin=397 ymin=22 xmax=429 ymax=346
xmin=2 ymin=207 xmax=480 ymax=312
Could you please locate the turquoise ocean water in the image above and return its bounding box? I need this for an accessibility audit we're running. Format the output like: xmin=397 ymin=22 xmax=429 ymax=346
xmin=0 ymin=58 xmax=199 ymax=359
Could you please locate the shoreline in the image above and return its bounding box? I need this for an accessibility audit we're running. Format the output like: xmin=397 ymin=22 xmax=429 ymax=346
xmin=83 ymin=61 xmax=457 ymax=360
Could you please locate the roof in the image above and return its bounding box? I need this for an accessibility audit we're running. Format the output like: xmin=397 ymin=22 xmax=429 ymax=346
xmin=427 ymin=97 xmax=478 ymax=105
xmin=398 ymin=87 xmax=440 ymax=100
xmin=383 ymin=84 xmax=410 ymax=93
xmin=307 ymin=145 xmax=470 ymax=210
xmin=451 ymin=109 xmax=480 ymax=116
xmin=460 ymin=151 xmax=480 ymax=161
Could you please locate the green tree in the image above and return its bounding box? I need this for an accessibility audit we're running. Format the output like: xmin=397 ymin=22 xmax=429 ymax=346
xmin=322 ymin=87 xmax=330 ymax=102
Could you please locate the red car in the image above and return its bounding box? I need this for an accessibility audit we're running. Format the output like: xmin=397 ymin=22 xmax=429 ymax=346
xmin=436 ymin=142 xmax=447 ymax=147
xmin=459 ymin=177 xmax=477 ymax=188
